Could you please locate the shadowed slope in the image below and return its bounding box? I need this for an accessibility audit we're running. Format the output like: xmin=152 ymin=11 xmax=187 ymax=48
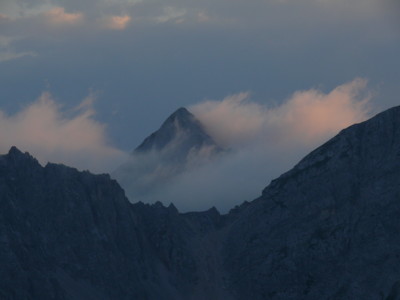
xmin=1 ymin=106 xmax=400 ymax=299
xmin=223 ymin=106 xmax=400 ymax=299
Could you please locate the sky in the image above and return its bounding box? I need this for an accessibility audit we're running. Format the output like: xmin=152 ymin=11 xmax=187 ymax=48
xmin=0 ymin=0 xmax=399 ymax=210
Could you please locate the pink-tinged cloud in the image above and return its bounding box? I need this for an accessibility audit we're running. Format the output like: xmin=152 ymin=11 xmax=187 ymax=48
xmin=117 ymin=78 xmax=374 ymax=213
xmin=43 ymin=7 xmax=84 ymax=25
xmin=0 ymin=14 xmax=10 ymax=22
xmin=104 ymin=15 xmax=131 ymax=30
xmin=191 ymin=78 xmax=371 ymax=149
xmin=197 ymin=11 xmax=210 ymax=23
xmin=269 ymin=78 xmax=371 ymax=143
xmin=0 ymin=92 xmax=128 ymax=173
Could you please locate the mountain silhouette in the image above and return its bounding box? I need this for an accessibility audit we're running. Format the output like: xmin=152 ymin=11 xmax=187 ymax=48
xmin=1 ymin=106 xmax=400 ymax=299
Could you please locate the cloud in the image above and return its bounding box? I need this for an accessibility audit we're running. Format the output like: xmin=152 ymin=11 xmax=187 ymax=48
xmin=43 ymin=7 xmax=84 ymax=25
xmin=267 ymin=79 xmax=371 ymax=142
xmin=0 ymin=1 xmax=53 ymax=19
xmin=0 ymin=92 xmax=128 ymax=173
xmin=120 ymin=79 xmax=373 ymax=212
xmin=156 ymin=7 xmax=187 ymax=23
xmin=113 ymin=124 xmax=222 ymax=201
xmin=197 ymin=11 xmax=210 ymax=23
xmin=0 ymin=79 xmax=376 ymax=212
xmin=0 ymin=36 xmax=16 ymax=48
xmin=101 ymin=0 xmax=143 ymax=6
xmin=104 ymin=14 xmax=131 ymax=30
xmin=0 ymin=50 xmax=36 ymax=62
xmin=191 ymin=78 xmax=371 ymax=149
xmin=0 ymin=35 xmax=37 ymax=62
xmin=0 ymin=14 xmax=11 ymax=22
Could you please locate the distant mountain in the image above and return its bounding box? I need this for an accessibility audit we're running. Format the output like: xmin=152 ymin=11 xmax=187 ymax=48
xmin=113 ymin=107 xmax=224 ymax=202
xmin=134 ymin=107 xmax=219 ymax=156
xmin=1 ymin=106 xmax=400 ymax=299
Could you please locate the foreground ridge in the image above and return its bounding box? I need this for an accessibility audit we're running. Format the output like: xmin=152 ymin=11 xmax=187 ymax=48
xmin=1 ymin=105 xmax=400 ymax=299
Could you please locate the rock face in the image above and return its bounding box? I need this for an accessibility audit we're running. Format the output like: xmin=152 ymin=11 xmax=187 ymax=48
xmin=0 ymin=147 xmax=227 ymax=300
xmin=134 ymin=107 xmax=219 ymax=157
xmin=222 ymin=105 xmax=400 ymax=299
xmin=113 ymin=107 xmax=223 ymax=202
xmin=1 ymin=106 xmax=400 ymax=299
xmin=0 ymin=147 xmax=166 ymax=299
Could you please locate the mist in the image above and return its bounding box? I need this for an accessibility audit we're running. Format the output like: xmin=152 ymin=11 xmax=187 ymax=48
xmin=0 ymin=92 xmax=128 ymax=173
xmin=126 ymin=79 xmax=373 ymax=212
xmin=0 ymin=79 xmax=374 ymax=212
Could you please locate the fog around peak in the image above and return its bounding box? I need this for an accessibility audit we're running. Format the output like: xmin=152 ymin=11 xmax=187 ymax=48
xmin=116 ymin=78 xmax=374 ymax=212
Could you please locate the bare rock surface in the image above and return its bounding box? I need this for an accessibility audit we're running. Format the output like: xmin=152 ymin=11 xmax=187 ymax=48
xmin=223 ymin=105 xmax=400 ymax=299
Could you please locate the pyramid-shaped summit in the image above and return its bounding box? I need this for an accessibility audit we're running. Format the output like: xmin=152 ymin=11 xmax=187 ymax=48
xmin=113 ymin=107 xmax=223 ymax=203
xmin=134 ymin=107 xmax=219 ymax=155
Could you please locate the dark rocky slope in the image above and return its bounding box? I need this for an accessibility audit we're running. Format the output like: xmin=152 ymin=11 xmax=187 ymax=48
xmin=134 ymin=107 xmax=219 ymax=157
xmin=223 ymin=105 xmax=400 ymax=299
xmin=0 ymin=148 xmax=196 ymax=299
xmin=1 ymin=105 xmax=400 ymax=299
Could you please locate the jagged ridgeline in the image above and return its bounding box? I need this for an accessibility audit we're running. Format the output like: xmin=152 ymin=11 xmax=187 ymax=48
xmin=1 ymin=106 xmax=400 ymax=299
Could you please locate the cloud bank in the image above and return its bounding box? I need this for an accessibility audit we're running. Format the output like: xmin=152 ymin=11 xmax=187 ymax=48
xmin=0 ymin=92 xmax=128 ymax=173
xmin=130 ymin=79 xmax=373 ymax=212
xmin=0 ymin=80 xmax=373 ymax=212
xmin=104 ymin=14 xmax=131 ymax=30
xmin=43 ymin=7 xmax=84 ymax=25
xmin=0 ymin=79 xmax=376 ymax=212
xmin=191 ymin=78 xmax=371 ymax=148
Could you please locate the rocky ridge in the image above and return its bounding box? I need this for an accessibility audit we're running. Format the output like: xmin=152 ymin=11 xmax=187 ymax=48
xmin=134 ymin=107 xmax=219 ymax=156
xmin=1 ymin=106 xmax=400 ymax=299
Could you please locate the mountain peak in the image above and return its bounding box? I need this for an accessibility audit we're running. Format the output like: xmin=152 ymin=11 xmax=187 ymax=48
xmin=5 ymin=146 xmax=37 ymax=165
xmin=114 ymin=107 xmax=224 ymax=204
xmin=8 ymin=146 xmax=23 ymax=156
xmin=168 ymin=107 xmax=191 ymax=120
xmin=134 ymin=107 xmax=217 ymax=154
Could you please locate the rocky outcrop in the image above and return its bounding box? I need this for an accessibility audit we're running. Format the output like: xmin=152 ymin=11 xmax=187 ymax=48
xmin=134 ymin=107 xmax=219 ymax=157
xmin=223 ymin=105 xmax=400 ymax=299
xmin=0 ymin=148 xmax=185 ymax=299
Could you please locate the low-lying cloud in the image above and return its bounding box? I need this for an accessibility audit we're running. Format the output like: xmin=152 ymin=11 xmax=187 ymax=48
xmin=0 ymin=79 xmax=375 ymax=212
xmin=191 ymin=78 xmax=370 ymax=149
xmin=0 ymin=92 xmax=128 ymax=173
xmin=127 ymin=79 xmax=373 ymax=212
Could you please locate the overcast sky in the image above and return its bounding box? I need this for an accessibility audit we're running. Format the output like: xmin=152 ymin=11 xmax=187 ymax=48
xmin=0 ymin=0 xmax=399 ymax=209
xmin=1 ymin=0 xmax=399 ymax=146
